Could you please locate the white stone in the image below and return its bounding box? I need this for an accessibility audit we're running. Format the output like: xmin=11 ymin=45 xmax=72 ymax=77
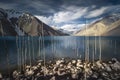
xmin=0 ymin=73 xmax=2 ymax=78
xmin=71 ymin=73 xmax=78 ymax=79
xmin=32 ymin=66 xmax=38 ymax=70
xmin=25 ymin=65 xmax=31 ymax=69
xmin=25 ymin=69 xmax=34 ymax=76
xmin=72 ymin=60 xmax=76 ymax=64
xmin=13 ymin=70 xmax=19 ymax=78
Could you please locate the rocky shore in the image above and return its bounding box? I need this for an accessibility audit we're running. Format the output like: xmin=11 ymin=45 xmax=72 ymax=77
xmin=0 ymin=58 xmax=120 ymax=80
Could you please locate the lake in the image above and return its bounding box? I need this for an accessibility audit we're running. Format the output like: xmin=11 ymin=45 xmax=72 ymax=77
xmin=0 ymin=36 xmax=120 ymax=72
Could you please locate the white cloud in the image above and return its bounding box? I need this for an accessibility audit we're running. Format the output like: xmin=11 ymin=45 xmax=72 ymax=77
xmin=35 ymin=5 xmax=120 ymax=33
xmin=85 ymin=5 xmax=120 ymax=18
xmin=85 ymin=7 xmax=108 ymax=18
xmin=35 ymin=15 xmax=53 ymax=25
xmin=35 ymin=6 xmax=88 ymax=28
xmin=34 ymin=6 xmax=88 ymax=33
xmin=60 ymin=24 xmax=85 ymax=32
xmin=53 ymin=7 xmax=88 ymax=23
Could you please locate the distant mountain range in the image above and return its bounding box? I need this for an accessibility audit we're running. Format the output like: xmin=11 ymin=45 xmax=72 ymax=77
xmin=75 ymin=12 xmax=120 ymax=36
xmin=0 ymin=8 xmax=66 ymax=36
xmin=1 ymin=8 xmax=120 ymax=36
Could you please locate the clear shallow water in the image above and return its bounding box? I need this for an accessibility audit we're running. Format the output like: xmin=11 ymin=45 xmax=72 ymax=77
xmin=0 ymin=36 xmax=120 ymax=71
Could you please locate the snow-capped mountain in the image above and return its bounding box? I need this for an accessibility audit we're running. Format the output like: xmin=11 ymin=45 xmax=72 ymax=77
xmin=6 ymin=9 xmax=23 ymax=19
xmin=0 ymin=8 xmax=66 ymax=36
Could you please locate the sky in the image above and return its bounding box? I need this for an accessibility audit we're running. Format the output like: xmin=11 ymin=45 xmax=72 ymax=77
xmin=0 ymin=0 xmax=120 ymax=32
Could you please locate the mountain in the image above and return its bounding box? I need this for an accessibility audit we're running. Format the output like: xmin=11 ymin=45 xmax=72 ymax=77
xmin=75 ymin=12 xmax=120 ymax=36
xmin=0 ymin=9 xmax=17 ymax=36
xmin=52 ymin=27 xmax=73 ymax=35
xmin=0 ymin=8 xmax=65 ymax=36
xmin=52 ymin=27 xmax=69 ymax=35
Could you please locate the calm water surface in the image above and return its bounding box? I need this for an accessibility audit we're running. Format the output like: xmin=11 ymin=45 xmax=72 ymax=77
xmin=0 ymin=36 xmax=120 ymax=72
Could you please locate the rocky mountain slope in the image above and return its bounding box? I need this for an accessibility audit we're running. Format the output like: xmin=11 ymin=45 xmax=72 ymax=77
xmin=0 ymin=8 xmax=65 ymax=36
xmin=75 ymin=12 xmax=120 ymax=36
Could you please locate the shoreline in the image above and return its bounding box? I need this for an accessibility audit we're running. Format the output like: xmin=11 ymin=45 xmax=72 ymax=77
xmin=0 ymin=58 xmax=120 ymax=80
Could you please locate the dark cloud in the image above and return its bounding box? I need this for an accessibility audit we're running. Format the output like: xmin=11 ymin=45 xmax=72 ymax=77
xmin=0 ymin=0 xmax=120 ymax=16
xmin=0 ymin=0 xmax=63 ymax=15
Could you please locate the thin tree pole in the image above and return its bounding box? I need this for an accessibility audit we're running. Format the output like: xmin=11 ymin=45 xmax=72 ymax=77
xmin=85 ymin=18 xmax=89 ymax=62
xmin=19 ymin=37 xmax=21 ymax=72
xmin=38 ymin=36 xmax=40 ymax=58
xmin=84 ymin=17 xmax=87 ymax=80
xmin=41 ymin=22 xmax=46 ymax=76
xmin=95 ymin=32 xmax=97 ymax=59
xmin=99 ymin=33 xmax=102 ymax=61
xmin=28 ymin=36 xmax=31 ymax=66
xmin=32 ymin=36 xmax=35 ymax=60
xmin=16 ymin=36 xmax=19 ymax=71
xmin=22 ymin=37 xmax=25 ymax=71
xmin=114 ymin=40 xmax=116 ymax=55
xmin=24 ymin=37 xmax=27 ymax=66
xmin=92 ymin=39 xmax=95 ymax=63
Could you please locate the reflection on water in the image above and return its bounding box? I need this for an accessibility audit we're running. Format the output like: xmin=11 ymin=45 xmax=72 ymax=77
xmin=0 ymin=36 xmax=120 ymax=71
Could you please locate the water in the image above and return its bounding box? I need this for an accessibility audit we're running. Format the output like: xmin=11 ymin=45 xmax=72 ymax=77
xmin=0 ymin=36 xmax=120 ymax=72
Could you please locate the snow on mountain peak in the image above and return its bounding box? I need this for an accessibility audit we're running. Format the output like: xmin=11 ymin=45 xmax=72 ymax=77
xmin=5 ymin=9 xmax=23 ymax=19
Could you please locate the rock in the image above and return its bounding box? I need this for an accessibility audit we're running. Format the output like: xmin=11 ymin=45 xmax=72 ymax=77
xmin=96 ymin=60 xmax=104 ymax=69
xmin=13 ymin=70 xmax=19 ymax=78
xmin=72 ymin=60 xmax=76 ymax=64
xmin=92 ymin=73 xmax=98 ymax=79
xmin=0 ymin=73 xmax=2 ymax=79
xmin=67 ymin=62 xmax=72 ymax=69
xmin=76 ymin=59 xmax=83 ymax=68
xmin=56 ymin=60 xmax=61 ymax=66
xmin=36 ymin=73 xmax=40 ymax=76
xmin=32 ymin=66 xmax=38 ymax=70
xmin=102 ymin=63 xmax=112 ymax=72
xmin=71 ymin=73 xmax=78 ymax=79
xmin=25 ymin=65 xmax=31 ymax=69
xmin=111 ymin=60 xmax=120 ymax=70
xmin=4 ymin=58 xmax=120 ymax=80
xmin=50 ymin=76 xmax=55 ymax=80
xmin=85 ymin=67 xmax=93 ymax=76
xmin=25 ymin=69 xmax=34 ymax=76
xmin=102 ymin=72 xmax=109 ymax=77
xmin=37 ymin=62 xmax=42 ymax=67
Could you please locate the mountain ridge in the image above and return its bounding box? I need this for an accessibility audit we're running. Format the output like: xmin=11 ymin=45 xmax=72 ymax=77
xmin=75 ymin=12 xmax=120 ymax=36
xmin=0 ymin=8 xmax=66 ymax=36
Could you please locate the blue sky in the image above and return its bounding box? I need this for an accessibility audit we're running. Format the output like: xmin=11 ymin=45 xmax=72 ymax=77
xmin=0 ymin=0 xmax=120 ymax=32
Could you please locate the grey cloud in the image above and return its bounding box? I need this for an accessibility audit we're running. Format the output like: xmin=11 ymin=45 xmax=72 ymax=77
xmin=0 ymin=0 xmax=120 ymax=16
